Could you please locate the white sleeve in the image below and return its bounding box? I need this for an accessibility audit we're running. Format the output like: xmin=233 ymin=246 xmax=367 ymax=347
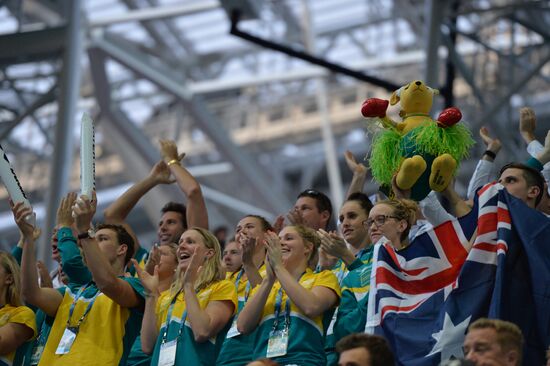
xmin=467 ymin=160 xmax=496 ymax=200
xmin=527 ymin=140 xmax=550 ymax=171
xmin=527 ymin=140 xmax=544 ymax=157
xmin=419 ymin=191 xmax=454 ymax=227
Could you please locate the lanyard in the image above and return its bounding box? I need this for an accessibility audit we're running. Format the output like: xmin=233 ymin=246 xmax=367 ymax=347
xmin=67 ymin=283 xmax=99 ymax=331
xmin=234 ymin=268 xmax=255 ymax=312
xmin=271 ymin=272 xmax=305 ymax=331
xmin=161 ymin=291 xmax=188 ymax=344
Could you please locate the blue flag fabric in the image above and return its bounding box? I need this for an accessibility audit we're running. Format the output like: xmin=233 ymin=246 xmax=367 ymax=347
xmin=366 ymin=183 xmax=550 ymax=365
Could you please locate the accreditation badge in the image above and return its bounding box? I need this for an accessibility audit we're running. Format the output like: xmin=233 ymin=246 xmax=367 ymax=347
xmin=266 ymin=328 xmax=289 ymax=358
xmin=55 ymin=327 xmax=77 ymax=354
xmin=158 ymin=339 xmax=177 ymax=366
xmin=226 ymin=318 xmax=241 ymax=338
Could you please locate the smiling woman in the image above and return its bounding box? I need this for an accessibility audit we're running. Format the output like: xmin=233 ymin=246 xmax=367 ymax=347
xmin=0 ymin=252 xmax=37 ymax=366
xmin=367 ymin=199 xmax=418 ymax=250
xmin=135 ymin=227 xmax=237 ymax=366
xmin=237 ymin=225 xmax=341 ymax=366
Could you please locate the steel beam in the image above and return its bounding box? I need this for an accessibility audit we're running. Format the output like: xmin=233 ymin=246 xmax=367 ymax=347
xmin=88 ymin=1 xmax=218 ymax=27
xmin=39 ymin=1 xmax=83 ymax=267
xmin=229 ymin=9 xmax=400 ymax=91
xmin=423 ymin=0 xmax=449 ymax=87
xmin=91 ymin=34 xmax=292 ymax=214
xmin=0 ymin=26 xmax=65 ymax=66
xmin=441 ymin=30 xmax=485 ymax=105
xmin=476 ymin=51 xmax=550 ymax=126
xmin=0 ymin=84 xmax=56 ymax=141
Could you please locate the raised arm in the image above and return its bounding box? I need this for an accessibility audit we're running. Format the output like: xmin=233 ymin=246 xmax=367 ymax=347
xmin=56 ymin=192 xmax=92 ymax=285
xmin=104 ymin=160 xmax=175 ymax=223
xmin=519 ymin=107 xmax=537 ymax=145
xmin=265 ymin=232 xmax=338 ymax=318
xmin=73 ymin=193 xmax=143 ymax=309
xmin=237 ymin=259 xmax=275 ymax=335
xmin=13 ymin=203 xmax=63 ymax=317
xmin=467 ymin=127 xmax=501 ymax=199
xmin=344 ymin=150 xmax=369 ymax=198
xmin=442 ymin=183 xmax=472 ymax=218
xmin=132 ymin=260 xmax=161 ymax=354
xmin=104 ymin=160 xmax=175 ymax=253
xmin=182 ymin=247 xmax=234 ymax=342
xmin=160 ymin=140 xmax=208 ymax=229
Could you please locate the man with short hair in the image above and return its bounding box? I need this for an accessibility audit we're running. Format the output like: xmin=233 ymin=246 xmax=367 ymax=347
xmin=463 ymin=318 xmax=523 ymax=366
xmin=291 ymin=189 xmax=333 ymax=230
xmin=498 ymin=162 xmax=545 ymax=209
xmin=222 ymin=239 xmax=243 ymax=273
xmin=336 ymin=333 xmax=394 ymax=366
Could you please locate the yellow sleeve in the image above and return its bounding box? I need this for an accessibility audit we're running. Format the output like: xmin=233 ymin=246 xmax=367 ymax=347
xmin=209 ymin=280 xmax=238 ymax=314
xmin=9 ymin=306 xmax=37 ymax=339
xmin=155 ymin=290 xmax=172 ymax=330
xmin=313 ymin=270 xmax=342 ymax=298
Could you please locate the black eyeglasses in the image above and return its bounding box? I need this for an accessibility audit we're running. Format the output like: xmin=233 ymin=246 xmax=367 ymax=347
xmin=363 ymin=215 xmax=399 ymax=228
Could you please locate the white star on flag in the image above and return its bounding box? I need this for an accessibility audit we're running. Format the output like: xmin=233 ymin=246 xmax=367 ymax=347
xmin=427 ymin=313 xmax=471 ymax=361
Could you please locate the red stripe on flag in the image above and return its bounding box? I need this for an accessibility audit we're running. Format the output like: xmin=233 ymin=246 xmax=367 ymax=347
xmin=497 ymin=207 xmax=511 ymax=224
xmin=433 ymin=221 xmax=469 ymax=266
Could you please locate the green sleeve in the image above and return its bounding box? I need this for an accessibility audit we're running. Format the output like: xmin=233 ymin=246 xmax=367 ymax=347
xmin=11 ymin=246 xmax=23 ymax=265
xmin=333 ymin=286 xmax=368 ymax=340
xmin=57 ymin=227 xmax=92 ymax=285
xmin=526 ymin=157 xmax=544 ymax=171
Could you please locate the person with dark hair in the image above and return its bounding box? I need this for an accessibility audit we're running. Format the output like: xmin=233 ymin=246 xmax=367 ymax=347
xmin=17 ymin=193 xmax=145 ymax=365
xmin=217 ymin=215 xmax=272 ymax=366
xmin=463 ymin=318 xmax=523 ymax=366
xmin=335 ymin=333 xmax=394 ymax=366
xmin=318 ymin=192 xmax=375 ymax=365
xmin=214 ymin=225 xmax=229 ymax=248
xmin=498 ymin=162 xmax=545 ymax=208
xmin=291 ymin=189 xmax=333 ymax=230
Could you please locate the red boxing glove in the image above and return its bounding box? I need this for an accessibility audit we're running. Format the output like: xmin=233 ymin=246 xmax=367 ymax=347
xmin=361 ymin=98 xmax=389 ymax=118
xmin=437 ymin=107 xmax=462 ymax=127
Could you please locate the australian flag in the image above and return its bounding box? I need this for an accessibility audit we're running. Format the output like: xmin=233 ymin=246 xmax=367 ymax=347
xmin=365 ymin=183 xmax=550 ymax=365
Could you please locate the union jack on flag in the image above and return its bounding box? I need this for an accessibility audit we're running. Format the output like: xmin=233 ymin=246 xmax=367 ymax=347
xmin=365 ymin=182 xmax=550 ymax=365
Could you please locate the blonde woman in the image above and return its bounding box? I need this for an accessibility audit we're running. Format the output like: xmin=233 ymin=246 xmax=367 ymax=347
xmin=127 ymin=242 xmax=179 ymax=366
xmin=136 ymin=228 xmax=237 ymax=366
xmin=0 ymin=251 xmax=36 ymax=365
xmin=367 ymin=198 xmax=418 ymax=250
xmin=237 ymin=225 xmax=341 ymax=366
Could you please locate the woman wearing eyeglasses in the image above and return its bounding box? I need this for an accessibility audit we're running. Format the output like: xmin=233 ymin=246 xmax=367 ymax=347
xmin=367 ymin=199 xmax=418 ymax=250
xmin=237 ymin=225 xmax=340 ymax=366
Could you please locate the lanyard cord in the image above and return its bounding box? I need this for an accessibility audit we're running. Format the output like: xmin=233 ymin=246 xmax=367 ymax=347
xmin=161 ymin=291 xmax=188 ymax=344
xmin=67 ymin=282 xmax=100 ymax=331
xmin=271 ymin=272 xmax=305 ymax=331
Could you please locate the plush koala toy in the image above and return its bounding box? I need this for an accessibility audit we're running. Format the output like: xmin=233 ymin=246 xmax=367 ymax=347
xmin=361 ymin=80 xmax=474 ymax=201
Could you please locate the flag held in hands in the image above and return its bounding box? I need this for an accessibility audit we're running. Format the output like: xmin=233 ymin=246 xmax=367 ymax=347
xmin=366 ymin=183 xmax=550 ymax=365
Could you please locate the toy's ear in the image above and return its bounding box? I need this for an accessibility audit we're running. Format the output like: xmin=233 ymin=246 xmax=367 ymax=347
xmin=390 ymin=90 xmax=400 ymax=105
xmin=430 ymin=87 xmax=440 ymax=95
